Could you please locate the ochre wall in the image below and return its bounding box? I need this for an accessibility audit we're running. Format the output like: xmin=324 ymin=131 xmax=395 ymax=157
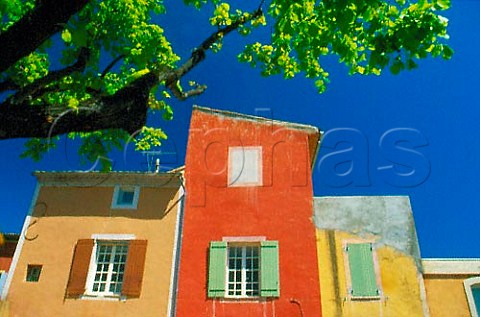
xmin=316 ymin=230 xmax=425 ymax=317
xmin=7 ymin=185 xmax=180 ymax=317
xmin=175 ymin=110 xmax=322 ymax=317
xmin=424 ymin=275 xmax=471 ymax=317
xmin=0 ymin=301 xmax=8 ymax=317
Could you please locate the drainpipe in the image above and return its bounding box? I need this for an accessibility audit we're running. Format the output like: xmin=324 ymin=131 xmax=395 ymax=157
xmin=290 ymin=298 xmax=305 ymax=317
xmin=167 ymin=174 xmax=186 ymax=317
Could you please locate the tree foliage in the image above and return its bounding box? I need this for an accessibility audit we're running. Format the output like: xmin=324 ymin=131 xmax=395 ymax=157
xmin=0 ymin=0 xmax=451 ymax=170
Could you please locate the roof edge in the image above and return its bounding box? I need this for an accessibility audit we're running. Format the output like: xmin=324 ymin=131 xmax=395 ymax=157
xmin=193 ymin=105 xmax=320 ymax=134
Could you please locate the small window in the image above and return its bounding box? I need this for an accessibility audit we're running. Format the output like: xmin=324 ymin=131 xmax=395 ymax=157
xmin=111 ymin=186 xmax=140 ymax=209
xmin=228 ymin=147 xmax=262 ymax=187
xmin=208 ymin=240 xmax=279 ymax=298
xmin=345 ymin=243 xmax=380 ymax=299
xmin=26 ymin=264 xmax=42 ymax=282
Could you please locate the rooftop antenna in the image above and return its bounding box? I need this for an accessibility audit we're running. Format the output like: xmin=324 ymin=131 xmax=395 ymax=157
xmin=155 ymin=158 xmax=160 ymax=173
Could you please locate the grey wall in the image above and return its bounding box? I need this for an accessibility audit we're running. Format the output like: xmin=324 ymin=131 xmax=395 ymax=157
xmin=314 ymin=196 xmax=421 ymax=266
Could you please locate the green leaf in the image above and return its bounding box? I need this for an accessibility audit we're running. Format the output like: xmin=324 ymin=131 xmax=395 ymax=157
xmin=61 ymin=29 xmax=72 ymax=43
xmin=442 ymin=45 xmax=454 ymax=60
xmin=434 ymin=0 xmax=451 ymax=10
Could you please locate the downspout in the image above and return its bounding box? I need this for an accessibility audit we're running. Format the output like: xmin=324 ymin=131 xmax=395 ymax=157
xmin=167 ymin=175 xmax=186 ymax=317
xmin=290 ymin=298 xmax=305 ymax=317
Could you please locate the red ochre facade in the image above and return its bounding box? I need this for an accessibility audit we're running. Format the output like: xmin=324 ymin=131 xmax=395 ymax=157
xmin=175 ymin=107 xmax=322 ymax=316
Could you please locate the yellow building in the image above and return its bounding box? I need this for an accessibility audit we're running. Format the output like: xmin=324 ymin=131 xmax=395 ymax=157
xmin=1 ymin=171 xmax=184 ymax=317
xmin=423 ymin=259 xmax=480 ymax=317
xmin=315 ymin=196 xmax=429 ymax=317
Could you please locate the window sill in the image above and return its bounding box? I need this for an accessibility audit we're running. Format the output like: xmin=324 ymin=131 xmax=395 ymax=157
xmin=349 ymin=295 xmax=381 ymax=301
xmin=80 ymin=294 xmax=127 ymax=301
xmin=218 ymin=296 xmax=271 ymax=303
xmin=111 ymin=205 xmax=137 ymax=210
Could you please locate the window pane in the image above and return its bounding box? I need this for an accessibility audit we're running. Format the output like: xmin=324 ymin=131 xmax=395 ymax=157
xmin=227 ymin=245 xmax=260 ymax=297
xmin=120 ymin=190 xmax=134 ymax=204
xmin=472 ymin=286 xmax=480 ymax=312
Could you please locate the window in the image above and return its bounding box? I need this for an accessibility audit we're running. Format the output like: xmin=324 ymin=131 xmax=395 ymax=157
xmin=26 ymin=265 xmax=42 ymax=282
xmin=228 ymin=147 xmax=262 ymax=186
xmin=111 ymin=186 xmax=140 ymax=209
xmin=464 ymin=277 xmax=480 ymax=317
xmin=345 ymin=243 xmax=380 ymax=299
xmin=207 ymin=240 xmax=279 ymax=298
xmin=88 ymin=242 xmax=128 ymax=295
xmin=227 ymin=245 xmax=260 ymax=297
xmin=66 ymin=238 xmax=147 ymax=299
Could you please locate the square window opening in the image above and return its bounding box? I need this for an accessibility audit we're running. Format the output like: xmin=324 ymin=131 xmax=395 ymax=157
xmin=111 ymin=186 xmax=140 ymax=209
xmin=26 ymin=264 xmax=42 ymax=282
xmin=228 ymin=147 xmax=262 ymax=187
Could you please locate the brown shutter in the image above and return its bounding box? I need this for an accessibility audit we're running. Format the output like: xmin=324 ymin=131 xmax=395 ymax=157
xmin=66 ymin=239 xmax=94 ymax=297
xmin=122 ymin=239 xmax=147 ymax=297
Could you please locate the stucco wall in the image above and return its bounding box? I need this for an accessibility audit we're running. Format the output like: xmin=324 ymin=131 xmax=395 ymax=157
xmin=6 ymin=182 xmax=181 ymax=317
xmin=176 ymin=108 xmax=322 ymax=317
xmin=423 ymin=276 xmax=471 ymax=317
xmin=316 ymin=229 xmax=425 ymax=317
xmin=314 ymin=196 xmax=426 ymax=317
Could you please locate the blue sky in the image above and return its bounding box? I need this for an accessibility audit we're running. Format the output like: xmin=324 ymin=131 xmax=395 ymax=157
xmin=0 ymin=1 xmax=479 ymax=258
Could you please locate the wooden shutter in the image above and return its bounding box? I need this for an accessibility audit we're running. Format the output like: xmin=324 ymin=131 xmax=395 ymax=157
xmin=122 ymin=240 xmax=148 ymax=297
xmin=347 ymin=243 xmax=379 ymax=297
xmin=207 ymin=241 xmax=227 ymax=298
xmin=260 ymin=240 xmax=280 ymax=297
xmin=66 ymin=239 xmax=94 ymax=297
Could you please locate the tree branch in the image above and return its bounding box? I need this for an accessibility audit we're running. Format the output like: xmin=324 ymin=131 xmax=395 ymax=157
xmin=169 ymin=84 xmax=208 ymax=101
xmin=164 ymin=7 xmax=264 ymax=99
xmin=0 ymin=0 xmax=89 ymax=73
xmin=0 ymin=7 xmax=264 ymax=140
xmin=101 ymin=54 xmax=126 ymax=78
xmin=10 ymin=47 xmax=91 ymax=104
xmin=0 ymin=79 xmax=19 ymax=93
xmin=0 ymin=72 xmax=158 ymax=139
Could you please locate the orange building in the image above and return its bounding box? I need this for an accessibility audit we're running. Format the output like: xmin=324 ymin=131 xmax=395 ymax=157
xmin=175 ymin=106 xmax=323 ymax=316
xmin=423 ymin=259 xmax=480 ymax=317
xmin=1 ymin=171 xmax=184 ymax=317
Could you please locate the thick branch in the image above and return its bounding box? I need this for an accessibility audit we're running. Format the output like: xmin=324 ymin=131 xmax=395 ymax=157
xmin=0 ymin=7 xmax=263 ymax=140
xmin=0 ymin=0 xmax=89 ymax=73
xmin=0 ymin=73 xmax=158 ymax=139
xmin=0 ymin=79 xmax=19 ymax=93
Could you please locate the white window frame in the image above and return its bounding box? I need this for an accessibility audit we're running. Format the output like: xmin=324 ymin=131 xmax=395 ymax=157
xmin=228 ymin=146 xmax=263 ymax=187
xmin=464 ymin=277 xmax=480 ymax=317
xmin=225 ymin=243 xmax=261 ymax=299
xmin=111 ymin=185 xmax=140 ymax=209
xmin=83 ymin=234 xmax=135 ymax=299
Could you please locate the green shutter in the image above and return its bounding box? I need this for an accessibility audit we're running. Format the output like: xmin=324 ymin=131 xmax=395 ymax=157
xmin=347 ymin=243 xmax=379 ymax=297
xmin=207 ymin=241 xmax=227 ymax=298
xmin=260 ymin=241 xmax=280 ymax=297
